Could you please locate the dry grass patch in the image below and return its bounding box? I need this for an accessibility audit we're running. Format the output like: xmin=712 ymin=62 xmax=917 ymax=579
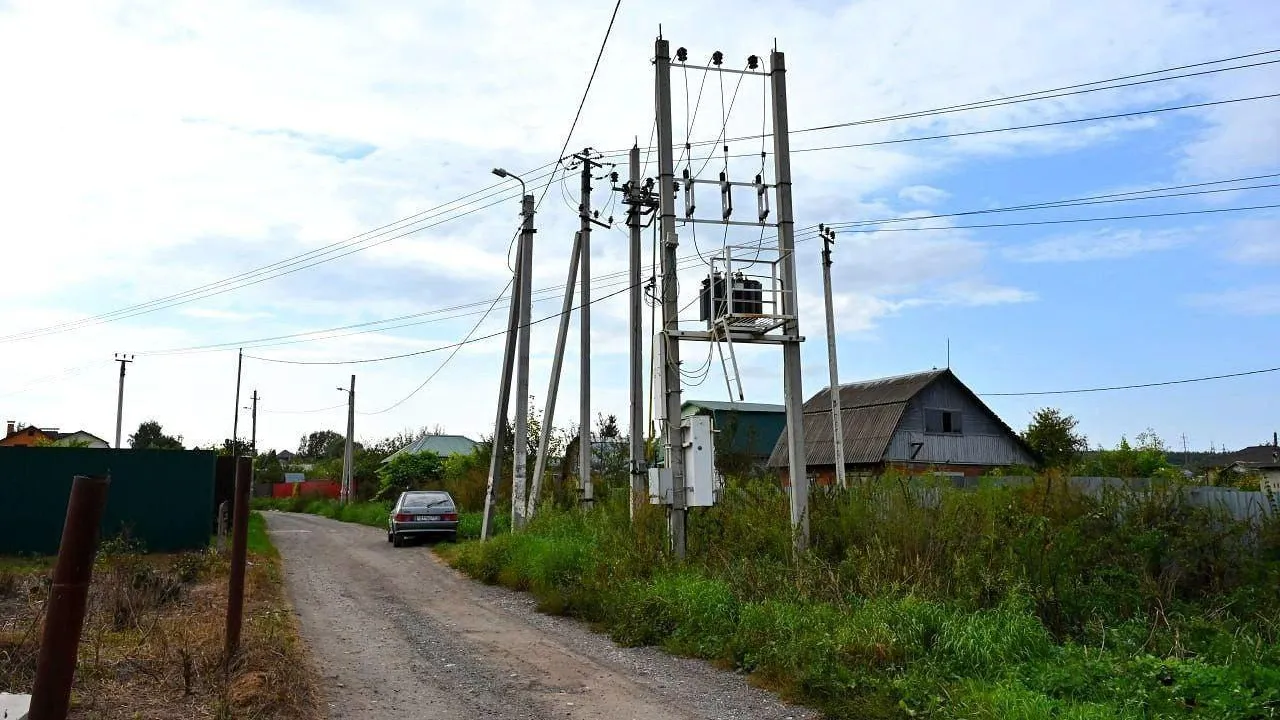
xmin=0 ymin=516 xmax=319 ymax=719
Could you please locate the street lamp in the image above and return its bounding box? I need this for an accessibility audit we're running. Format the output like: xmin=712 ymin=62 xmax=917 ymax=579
xmin=491 ymin=167 xmax=527 ymax=199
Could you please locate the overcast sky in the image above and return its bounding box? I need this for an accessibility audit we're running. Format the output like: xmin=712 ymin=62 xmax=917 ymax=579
xmin=1 ymin=0 xmax=1278 ymax=454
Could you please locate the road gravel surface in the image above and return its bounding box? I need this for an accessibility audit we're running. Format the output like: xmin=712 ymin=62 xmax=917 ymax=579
xmin=265 ymin=511 xmax=817 ymax=720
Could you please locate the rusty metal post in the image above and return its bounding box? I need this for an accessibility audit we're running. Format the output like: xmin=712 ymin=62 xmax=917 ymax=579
xmin=223 ymin=455 xmax=250 ymax=663
xmin=29 ymin=474 xmax=111 ymax=720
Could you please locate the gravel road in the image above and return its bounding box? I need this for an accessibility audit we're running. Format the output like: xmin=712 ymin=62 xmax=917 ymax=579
xmin=266 ymin=512 xmax=817 ymax=720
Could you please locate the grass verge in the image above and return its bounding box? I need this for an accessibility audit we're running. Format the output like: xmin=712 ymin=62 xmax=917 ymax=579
xmin=252 ymin=495 xmax=507 ymax=539
xmin=0 ymin=512 xmax=319 ymax=719
xmin=439 ymin=477 xmax=1280 ymax=719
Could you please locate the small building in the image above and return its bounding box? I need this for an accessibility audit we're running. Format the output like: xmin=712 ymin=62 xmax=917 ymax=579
xmin=768 ymin=368 xmax=1036 ymax=483
xmin=276 ymin=450 xmax=297 ymax=464
xmin=382 ymin=434 xmax=478 ymax=464
xmin=681 ymin=400 xmax=786 ymax=466
xmin=1 ymin=423 xmax=108 ymax=448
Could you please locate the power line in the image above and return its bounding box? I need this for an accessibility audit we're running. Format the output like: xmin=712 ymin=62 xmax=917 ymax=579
xmin=982 ymin=366 xmax=1280 ymax=396
xmin=244 ymin=280 xmax=641 ymax=366
xmin=135 ymin=174 xmax=1279 ymax=357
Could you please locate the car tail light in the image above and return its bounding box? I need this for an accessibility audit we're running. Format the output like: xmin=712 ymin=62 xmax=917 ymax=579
xmin=441 ymin=513 xmax=458 ymax=521
xmin=393 ymin=513 xmax=410 ymax=522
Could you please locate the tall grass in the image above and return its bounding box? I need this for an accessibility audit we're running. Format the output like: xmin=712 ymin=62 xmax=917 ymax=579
xmin=441 ymin=475 xmax=1280 ymax=718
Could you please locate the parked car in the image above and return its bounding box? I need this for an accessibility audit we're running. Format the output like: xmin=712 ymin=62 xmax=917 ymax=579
xmin=387 ymin=490 xmax=459 ymax=546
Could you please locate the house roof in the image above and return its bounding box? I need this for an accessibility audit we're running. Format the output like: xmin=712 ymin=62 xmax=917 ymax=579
xmin=383 ymin=434 xmax=478 ymax=463
xmin=682 ymin=400 xmax=785 ymax=415
xmin=1219 ymin=444 xmax=1280 ymax=466
xmin=53 ymin=430 xmax=109 ymax=444
xmin=768 ymin=368 xmax=1032 ymax=467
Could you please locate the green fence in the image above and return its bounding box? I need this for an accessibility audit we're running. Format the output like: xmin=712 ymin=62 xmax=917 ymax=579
xmin=0 ymin=447 xmax=217 ymax=554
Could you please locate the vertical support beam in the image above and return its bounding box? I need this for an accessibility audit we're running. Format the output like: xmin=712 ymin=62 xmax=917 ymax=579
xmin=512 ymin=194 xmax=535 ymax=529
xmin=481 ymin=242 xmax=524 ymax=540
xmin=655 ymin=37 xmax=687 ymax=558
xmin=578 ymin=158 xmax=594 ymax=509
xmin=224 ymin=349 xmax=248 ymax=662
xmin=28 ymin=474 xmax=110 ymax=720
xmin=771 ymin=48 xmax=810 ymax=553
xmin=529 ymin=231 xmax=582 ymax=519
xmin=249 ymin=390 xmax=260 ymax=490
xmin=113 ymin=354 xmax=133 ymax=449
xmin=821 ymin=232 xmax=847 ymax=488
xmin=343 ymin=375 xmax=356 ymax=502
xmin=627 ymin=144 xmax=646 ymax=520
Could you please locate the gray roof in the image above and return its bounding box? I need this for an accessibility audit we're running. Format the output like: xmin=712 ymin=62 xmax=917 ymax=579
xmin=768 ymin=369 xmax=1033 ymax=468
xmin=682 ymin=400 xmax=785 ymax=415
xmin=383 ymin=434 xmax=478 ymax=463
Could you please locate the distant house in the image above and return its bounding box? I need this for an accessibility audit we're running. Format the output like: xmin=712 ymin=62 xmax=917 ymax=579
xmin=681 ymin=400 xmax=786 ymax=466
xmin=276 ymin=450 xmax=296 ymax=464
xmin=768 ymin=368 xmax=1037 ymax=483
xmin=382 ymin=434 xmax=478 ymax=464
xmin=1 ymin=422 xmax=108 ymax=448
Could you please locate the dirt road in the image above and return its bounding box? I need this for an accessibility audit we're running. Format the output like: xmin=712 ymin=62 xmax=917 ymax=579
xmin=266 ymin=512 xmax=815 ymax=720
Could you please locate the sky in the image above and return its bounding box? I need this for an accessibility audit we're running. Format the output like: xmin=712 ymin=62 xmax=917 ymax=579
xmin=0 ymin=0 xmax=1278 ymax=455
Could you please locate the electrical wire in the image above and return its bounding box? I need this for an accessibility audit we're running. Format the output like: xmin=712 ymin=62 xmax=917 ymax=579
xmin=244 ymin=280 xmax=641 ymax=366
xmin=259 ymin=403 xmax=347 ymax=415
xmin=981 ymin=366 xmax=1280 ymax=396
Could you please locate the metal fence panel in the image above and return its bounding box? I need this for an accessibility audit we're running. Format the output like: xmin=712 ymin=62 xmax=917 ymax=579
xmin=0 ymin=447 xmax=217 ymax=554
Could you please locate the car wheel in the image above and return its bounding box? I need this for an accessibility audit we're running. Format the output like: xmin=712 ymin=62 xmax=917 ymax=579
xmin=386 ymin=530 xmax=393 ymax=543
xmin=392 ymin=533 xmax=403 ymax=548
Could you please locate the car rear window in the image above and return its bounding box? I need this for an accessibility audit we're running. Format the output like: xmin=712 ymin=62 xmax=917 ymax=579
xmin=402 ymin=492 xmax=450 ymax=509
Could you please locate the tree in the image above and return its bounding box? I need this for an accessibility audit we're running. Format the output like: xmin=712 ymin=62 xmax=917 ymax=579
xmin=298 ymin=430 xmax=344 ymax=459
xmin=1081 ymin=429 xmax=1178 ymax=479
xmin=128 ymin=420 xmax=184 ymax=450
xmin=255 ymin=449 xmax=285 ymax=484
xmin=1021 ymin=408 xmax=1087 ymax=470
xmin=376 ymin=450 xmax=445 ymax=500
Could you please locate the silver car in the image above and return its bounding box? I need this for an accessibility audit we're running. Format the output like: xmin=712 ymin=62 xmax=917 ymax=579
xmin=387 ymin=490 xmax=459 ymax=546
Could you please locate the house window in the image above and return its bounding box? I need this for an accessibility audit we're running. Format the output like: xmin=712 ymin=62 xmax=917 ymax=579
xmin=925 ymin=409 xmax=963 ymax=434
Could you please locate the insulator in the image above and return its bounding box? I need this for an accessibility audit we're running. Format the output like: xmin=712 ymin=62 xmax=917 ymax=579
xmin=747 ymin=55 xmax=759 ymax=70
xmin=711 ymin=51 xmax=724 ymax=66
xmin=610 ymin=171 xmax=619 ymax=183
xmin=676 ymin=47 xmax=688 ymax=62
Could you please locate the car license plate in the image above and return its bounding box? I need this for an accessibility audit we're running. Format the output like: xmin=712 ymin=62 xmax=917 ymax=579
xmin=414 ymin=515 xmax=436 ymax=521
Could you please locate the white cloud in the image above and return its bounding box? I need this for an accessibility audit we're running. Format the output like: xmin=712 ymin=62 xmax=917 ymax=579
xmin=1188 ymin=285 xmax=1280 ymax=316
xmin=1004 ymin=228 xmax=1195 ymax=263
xmin=1223 ymin=218 xmax=1280 ymax=264
xmin=898 ymin=185 xmax=951 ymax=205
xmin=0 ymin=0 xmax=1275 ymax=450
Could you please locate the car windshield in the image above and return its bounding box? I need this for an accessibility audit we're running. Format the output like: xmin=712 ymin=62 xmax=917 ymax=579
xmin=401 ymin=492 xmax=450 ymax=509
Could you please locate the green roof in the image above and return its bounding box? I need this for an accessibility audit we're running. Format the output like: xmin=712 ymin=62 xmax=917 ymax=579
xmin=382 ymin=434 xmax=478 ymax=463
xmin=681 ymin=400 xmax=785 ymax=416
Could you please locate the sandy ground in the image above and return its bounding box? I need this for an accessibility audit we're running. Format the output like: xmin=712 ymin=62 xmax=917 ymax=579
xmin=266 ymin=512 xmax=817 ymax=720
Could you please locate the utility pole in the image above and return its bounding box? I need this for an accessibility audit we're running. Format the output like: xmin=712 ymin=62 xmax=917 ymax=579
xmin=511 ymin=193 xmax=535 ymax=529
xmin=481 ymin=233 xmax=525 ymax=540
xmin=338 ymin=376 xmax=355 ymax=503
xmin=224 ymin=349 xmax=248 ymax=662
xmin=113 ymin=353 xmax=134 ymax=449
xmin=627 ymin=144 xmax=647 ymax=518
xmin=576 ymin=149 xmax=597 ymax=509
xmin=246 ymin=391 xmax=259 ymax=487
xmin=655 ymin=38 xmax=688 ymax=558
xmin=819 ymin=225 xmax=846 ymax=488
xmin=771 ymin=47 xmax=811 ymax=553
xmin=529 ymin=231 xmax=582 ymax=520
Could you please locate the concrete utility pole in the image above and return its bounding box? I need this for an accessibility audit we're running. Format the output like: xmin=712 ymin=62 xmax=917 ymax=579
xmin=577 ymin=151 xmax=595 ymax=509
xmin=247 ymin=390 xmax=259 ymax=487
xmin=224 ymin=349 xmax=249 ymax=663
xmin=819 ymin=225 xmax=846 ymax=488
xmin=481 ymin=226 xmax=525 ymax=540
xmin=627 ymin=144 xmax=647 ymax=518
xmin=655 ymin=37 xmax=688 ymax=558
xmin=529 ymin=231 xmax=582 ymax=520
xmin=113 ymin=353 xmax=133 ymax=449
xmin=511 ymin=193 xmax=535 ymax=529
xmin=339 ymin=376 xmax=355 ymax=502
xmin=771 ymin=48 xmax=811 ymax=552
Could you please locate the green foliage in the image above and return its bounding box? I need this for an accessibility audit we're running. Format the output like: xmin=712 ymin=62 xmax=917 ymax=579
xmin=1021 ymin=408 xmax=1087 ymax=470
xmin=376 ymin=450 xmax=445 ymax=500
xmin=251 ymin=496 xmax=503 ymax=540
xmin=246 ymin=511 xmax=277 ymax=557
xmin=1081 ymin=430 xmax=1179 ymax=479
xmin=297 ymin=430 xmax=344 ymax=459
xmin=128 ymin=420 xmax=184 ymax=450
xmin=439 ymin=475 xmax=1280 ymax=719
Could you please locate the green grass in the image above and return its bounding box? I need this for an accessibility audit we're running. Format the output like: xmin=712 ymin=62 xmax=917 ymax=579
xmin=440 ymin=477 xmax=1280 ymax=719
xmin=246 ymin=511 xmax=277 ymax=557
